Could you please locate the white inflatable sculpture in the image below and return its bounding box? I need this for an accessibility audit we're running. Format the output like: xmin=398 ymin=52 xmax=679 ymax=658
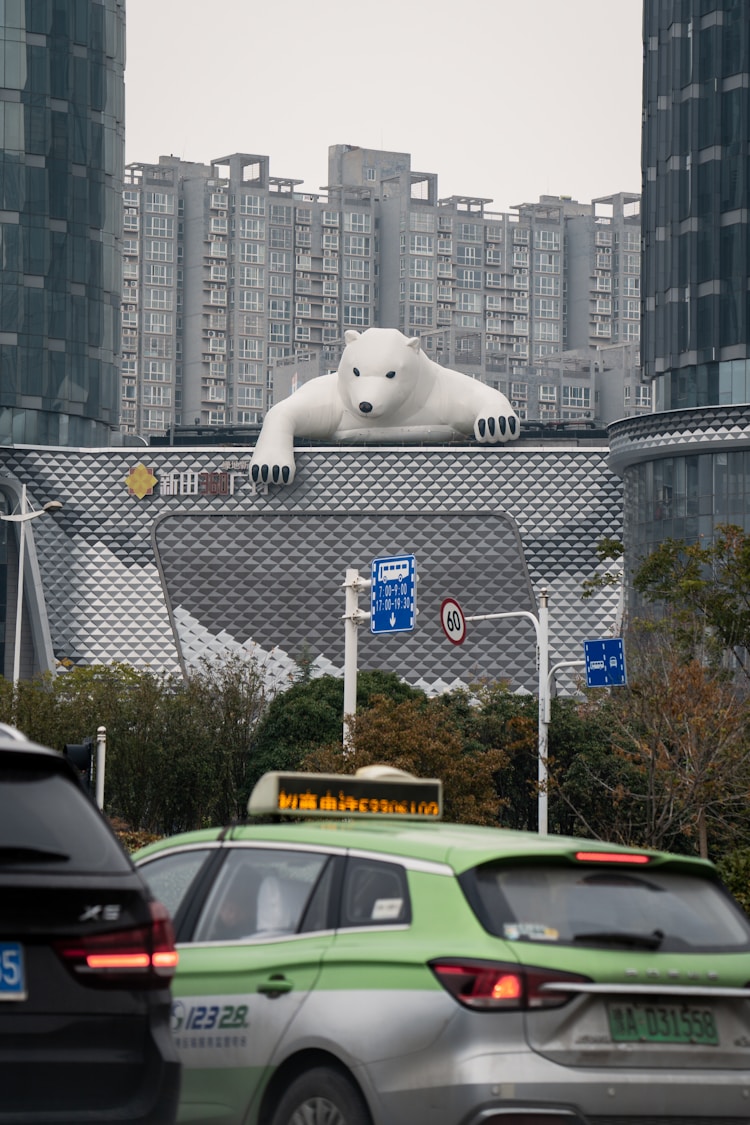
xmin=250 ymin=327 xmax=520 ymax=486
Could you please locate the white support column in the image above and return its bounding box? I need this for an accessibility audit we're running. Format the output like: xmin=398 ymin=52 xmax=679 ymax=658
xmin=95 ymin=725 xmax=107 ymax=811
xmin=342 ymin=568 xmax=371 ymax=752
xmin=537 ymin=587 xmax=549 ymax=836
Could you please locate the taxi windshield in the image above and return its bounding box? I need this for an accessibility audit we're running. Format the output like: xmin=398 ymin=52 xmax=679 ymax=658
xmin=463 ymin=862 xmax=750 ymax=953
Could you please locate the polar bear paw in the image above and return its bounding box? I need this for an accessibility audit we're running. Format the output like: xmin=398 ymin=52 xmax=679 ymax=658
xmin=473 ymin=414 xmax=519 ymax=443
xmin=249 ymin=451 xmax=296 ymax=487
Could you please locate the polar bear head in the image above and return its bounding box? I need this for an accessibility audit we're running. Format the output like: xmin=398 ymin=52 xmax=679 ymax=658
xmin=338 ymin=328 xmax=427 ymax=420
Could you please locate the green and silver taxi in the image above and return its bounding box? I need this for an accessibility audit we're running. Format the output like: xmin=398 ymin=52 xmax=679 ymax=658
xmin=134 ymin=766 xmax=750 ymax=1125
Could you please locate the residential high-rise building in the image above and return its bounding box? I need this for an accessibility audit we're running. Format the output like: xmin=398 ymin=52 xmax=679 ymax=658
xmin=120 ymin=146 xmax=645 ymax=440
xmin=0 ymin=0 xmax=125 ymax=445
xmin=609 ymin=0 xmax=750 ymax=575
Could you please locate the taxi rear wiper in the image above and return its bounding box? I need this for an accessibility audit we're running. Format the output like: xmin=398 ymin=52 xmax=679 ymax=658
xmin=572 ymin=928 xmax=664 ymax=950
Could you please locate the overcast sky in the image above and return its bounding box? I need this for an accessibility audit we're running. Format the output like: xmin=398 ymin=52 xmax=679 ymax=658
xmin=124 ymin=0 xmax=643 ymax=214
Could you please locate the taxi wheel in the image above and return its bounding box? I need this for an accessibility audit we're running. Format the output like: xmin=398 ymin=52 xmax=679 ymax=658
xmin=270 ymin=1066 xmax=370 ymax=1125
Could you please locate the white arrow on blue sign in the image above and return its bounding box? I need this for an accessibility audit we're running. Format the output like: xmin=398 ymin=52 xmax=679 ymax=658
xmin=583 ymin=638 xmax=627 ymax=687
xmin=370 ymin=554 xmax=417 ymax=634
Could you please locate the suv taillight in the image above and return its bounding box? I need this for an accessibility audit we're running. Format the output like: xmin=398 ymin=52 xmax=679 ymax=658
xmin=429 ymin=958 xmax=590 ymax=1011
xmin=54 ymin=900 xmax=179 ymax=989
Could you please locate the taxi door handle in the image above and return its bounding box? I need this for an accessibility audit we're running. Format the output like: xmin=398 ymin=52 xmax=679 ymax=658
xmin=257 ymin=975 xmax=294 ymax=996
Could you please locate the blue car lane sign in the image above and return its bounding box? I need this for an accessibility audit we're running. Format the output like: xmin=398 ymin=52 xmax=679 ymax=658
xmin=583 ymin=638 xmax=627 ymax=687
xmin=370 ymin=554 xmax=416 ymax=634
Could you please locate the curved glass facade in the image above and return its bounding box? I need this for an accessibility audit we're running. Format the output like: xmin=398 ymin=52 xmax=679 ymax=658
xmin=642 ymin=0 xmax=750 ymax=409
xmin=0 ymin=0 xmax=125 ymax=446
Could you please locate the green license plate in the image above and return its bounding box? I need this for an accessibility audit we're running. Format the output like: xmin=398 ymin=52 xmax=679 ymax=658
xmin=608 ymin=1002 xmax=719 ymax=1045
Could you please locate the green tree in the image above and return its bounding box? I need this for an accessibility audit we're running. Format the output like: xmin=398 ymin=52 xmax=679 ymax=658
xmin=633 ymin=523 xmax=750 ymax=676
xmin=246 ymin=672 xmax=425 ymax=797
xmin=300 ymin=693 xmax=508 ymax=826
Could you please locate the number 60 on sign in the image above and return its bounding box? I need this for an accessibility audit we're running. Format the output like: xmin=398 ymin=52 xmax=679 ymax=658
xmin=440 ymin=598 xmax=467 ymax=646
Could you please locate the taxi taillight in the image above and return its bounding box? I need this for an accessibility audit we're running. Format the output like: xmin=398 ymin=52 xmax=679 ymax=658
xmin=430 ymin=959 xmax=590 ymax=1011
xmin=575 ymin=851 xmax=651 ymax=864
xmin=54 ymin=900 xmax=178 ymax=988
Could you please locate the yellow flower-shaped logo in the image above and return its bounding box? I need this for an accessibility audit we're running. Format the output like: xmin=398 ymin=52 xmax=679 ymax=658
xmin=125 ymin=463 xmax=158 ymax=499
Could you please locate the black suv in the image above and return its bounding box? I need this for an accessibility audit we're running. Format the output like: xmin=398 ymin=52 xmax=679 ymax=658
xmin=0 ymin=725 xmax=180 ymax=1123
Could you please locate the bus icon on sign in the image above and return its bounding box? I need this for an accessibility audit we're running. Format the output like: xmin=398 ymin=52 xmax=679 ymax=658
xmin=376 ymin=558 xmax=410 ymax=584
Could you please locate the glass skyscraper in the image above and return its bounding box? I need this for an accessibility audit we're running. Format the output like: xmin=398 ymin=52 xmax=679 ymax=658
xmin=0 ymin=0 xmax=124 ymax=446
xmin=609 ymin=0 xmax=750 ymax=576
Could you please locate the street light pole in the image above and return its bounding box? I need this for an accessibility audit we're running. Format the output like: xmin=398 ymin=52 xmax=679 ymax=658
xmin=0 ymin=486 xmax=63 ymax=690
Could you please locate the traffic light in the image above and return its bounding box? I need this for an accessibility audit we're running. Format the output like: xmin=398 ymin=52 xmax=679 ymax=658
xmin=64 ymin=737 xmax=94 ymax=792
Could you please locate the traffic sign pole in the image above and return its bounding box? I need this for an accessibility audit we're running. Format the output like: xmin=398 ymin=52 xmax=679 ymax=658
xmin=442 ymin=587 xmax=552 ymax=835
xmin=341 ymin=568 xmax=371 ymax=752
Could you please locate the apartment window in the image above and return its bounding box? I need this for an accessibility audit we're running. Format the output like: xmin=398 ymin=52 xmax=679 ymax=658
xmin=562 ymin=385 xmax=591 ymax=409
xmin=123 ymin=212 xmax=139 ymax=232
xmin=457 ymin=222 xmax=481 ymax=242
xmin=635 ymin=385 xmax=651 ymax=407
xmin=322 ymin=211 xmax=339 ymax=226
xmin=343 ymin=305 xmax=371 ymax=327
xmin=539 ymin=385 xmax=557 ymax=402
xmin=269 ymin=251 xmax=292 ymax=272
xmin=240 ymin=194 xmax=265 ymax=216
xmin=344 ymin=235 xmax=371 ymax=256
xmin=210 ymin=193 xmax=227 ymax=209
xmin=485 ymin=295 xmax=502 ymax=311
xmin=512 ymin=319 xmax=529 ymax=335
xmin=144 ymin=311 xmax=171 ymax=334
xmin=295 ymin=300 xmax=312 ymax=318
xmin=144 ymin=240 xmax=173 ymax=262
xmin=208 ymin=411 xmax=226 ymax=425
xmin=623 ymin=277 xmax=640 ymax=296
xmin=209 ymin=289 xmax=227 ymax=306
xmin=238 ymin=243 xmax=265 ymax=264
xmin=408 ymin=281 xmax=432 ymax=303
xmin=456 ymin=269 xmax=482 ymax=289
xmin=239 ymin=266 xmax=264 ymax=288
xmin=408 ymin=234 xmax=432 ymax=256
xmin=486 ymin=317 xmax=503 ymax=332
xmin=535 ymin=275 xmax=560 ymax=296
xmin=513 ymin=296 xmax=528 ymax=312
xmin=142 ymin=385 xmax=172 ymax=407
xmin=510 ymin=382 xmax=528 ymax=400
xmin=208 ymin=337 xmax=226 ymax=353
xmin=513 ymin=273 xmax=529 ymax=289
xmin=343 ymin=259 xmax=370 ymax=280
xmin=322 ymin=232 xmax=339 ymax=251
xmin=269 ymin=274 xmax=291 ymax=295
xmin=270 ymin=227 xmax=292 ymax=249
xmin=535 ymin=321 xmax=560 ymax=342
xmin=269 ymin=203 xmax=292 ymax=224
xmin=410 ymin=212 xmax=435 ymax=232
xmin=623 ymin=253 xmax=640 ymax=273
xmin=143 ymin=410 xmax=170 ymax=430
xmin=534 ymin=297 xmax=560 ymax=318
xmin=269 ymin=298 xmax=291 ymax=319
xmin=343 ymin=282 xmax=370 ymax=302
xmin=486 ymin=271 xmax=503 ymax=288
xmin=295 ymin=325 xmax=311 ymax=341
xmin=238 ymin=339 xmax=263 ymax=360
xmin=239 ymin=290 xmax=263 ymax=312
xmin=457 ymin=291 xmax=481 ymax=313
xmin=240 ymin=218 xmax=265 ymax=240
xmin=533 ymin=229 xmax=560 ymax=251
xmin=534 ymin=252 xmax=560 ymax=273
xmin=143 ymin=216 xmax=174 ymax=238
xmin=144 ymin=263 xmax=173 ymax=285
xmin=209 ymin=362 xmax=226 ymax=378
xmin=513 ymin=250 xmax=529 ymax=267
xmin=209 ymin=241 xmax=228 ymax=258
xmin=269 ymin=322 xmax=291 ymax=344
xmin=410 ymin=305 xmax=433 ymax=326
xmin=209 ymin=216 xmax=228 ymax=235
xmin=206 ymin=385 xmax=226 ymax=403
xmin=237 ymin=362 xmax=262 ymax=379
xmin=121 ymin=309 xmax=138 ymax=329
xmin=237 ymin=386 xmax=264 ymax=408
xmin=296 ymin=207 xmax=312 ymax=224
xmin=457 ymin=245 xmax=479 ymax=266
xmin=486 ymin=248 xmax=502 ymax=265
xmin=344 ymin=212 xmax=371 ymax=233
xmin=410 ymin=258 xmax=433 ymax=279
xmin=622 ymin=322 xmax=641 ymax=341
xmin=123 ymin=190 xmax=139 ymax=208
xmin=144 ymin=289 xmax=173 ymax=310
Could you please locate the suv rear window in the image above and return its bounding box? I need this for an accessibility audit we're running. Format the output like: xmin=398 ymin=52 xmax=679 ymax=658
xmin=463 ymin=862 xmax=750 ymax=953
xmin=0 ymin=765 xmax=132 ymax=873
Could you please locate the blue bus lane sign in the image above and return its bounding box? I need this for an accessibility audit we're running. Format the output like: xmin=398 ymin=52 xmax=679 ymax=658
xmin=370 ymin=555 xmax=417 ymax=634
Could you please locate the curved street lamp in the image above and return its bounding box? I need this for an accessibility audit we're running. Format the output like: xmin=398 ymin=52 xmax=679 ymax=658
xmin=0 ymin=485 xmax=63 ymax=688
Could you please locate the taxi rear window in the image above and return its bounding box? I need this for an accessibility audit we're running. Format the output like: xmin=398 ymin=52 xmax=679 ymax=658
xmin=462 ymin=862 xmax=750 ymax=953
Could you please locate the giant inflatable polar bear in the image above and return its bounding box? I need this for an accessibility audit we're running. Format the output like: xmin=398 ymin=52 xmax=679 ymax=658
xmin=250 ymin=327 xmax=520 ymax=486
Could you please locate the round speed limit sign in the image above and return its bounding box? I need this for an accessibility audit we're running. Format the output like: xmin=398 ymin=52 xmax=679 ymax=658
xmin=440 ymin=597 xmax=466 ymax=645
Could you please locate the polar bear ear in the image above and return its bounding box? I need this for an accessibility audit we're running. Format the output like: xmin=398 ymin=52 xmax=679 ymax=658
xmin=406 ymin=336 xmax=421 ymax=353
xmin=344 ymin=330 xmax=361 ymax=345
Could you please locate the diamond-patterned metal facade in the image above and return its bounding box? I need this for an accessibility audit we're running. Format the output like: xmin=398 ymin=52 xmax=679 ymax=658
xmin=0 ymin=442 xmax=623 ymax=695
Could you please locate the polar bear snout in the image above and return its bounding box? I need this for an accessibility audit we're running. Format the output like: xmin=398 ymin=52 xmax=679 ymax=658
xmin=358 ymin=401 xmax=373 ymax=414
